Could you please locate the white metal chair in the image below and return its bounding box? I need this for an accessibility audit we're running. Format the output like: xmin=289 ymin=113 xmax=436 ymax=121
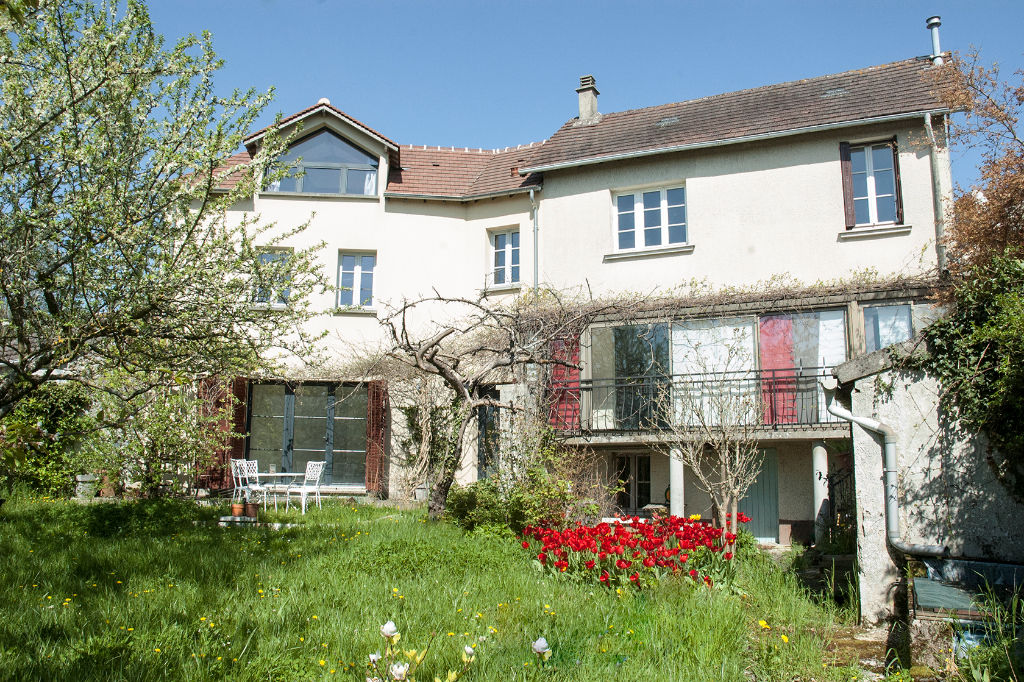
xmin=285 ymin=461 xmax=326 ymax=514
xmin=229 ymin=459 xmax=246 ymax=503
xmin=241 ymin=459 xmax=272 ymax=510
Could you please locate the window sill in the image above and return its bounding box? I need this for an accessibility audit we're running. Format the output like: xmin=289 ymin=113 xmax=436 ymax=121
xmin=483 ymin=282 xmax=523 ymax=295
xmin=603 ymin=243 xmax=694 ymax=262
xmin=259 ymin=191 xmax=379 ymax=201
xmin=331 ymin=307 xmax=378 ymax=317
xmin=837 ymin=224 xmax=912 ymax=241
xmin=252 ymin=302 xmax=289 ymax=311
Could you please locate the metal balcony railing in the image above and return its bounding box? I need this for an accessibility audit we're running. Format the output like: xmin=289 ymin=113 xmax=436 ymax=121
xmin=547 ymin=366 xmax=843 ymax=434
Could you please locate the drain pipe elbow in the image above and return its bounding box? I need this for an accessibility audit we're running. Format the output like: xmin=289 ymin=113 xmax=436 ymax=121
xmin=820 ymin=378 xmax=949 ymax=559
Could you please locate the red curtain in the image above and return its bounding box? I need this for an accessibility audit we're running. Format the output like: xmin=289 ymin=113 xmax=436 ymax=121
xmin=547 ymin=337 xmax=581 ymax=430
xmin=758 ymin=317 xmax=796 ymax=424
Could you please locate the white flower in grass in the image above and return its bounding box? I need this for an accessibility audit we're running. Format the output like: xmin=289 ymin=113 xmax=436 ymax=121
xmin=532 ymin=636 xmax=551 ymax=661
xmin=368 ymin=652 xmax=382 ymax=665
xmin=389 ymin=661 xmax=409 ymax=680
xmin=380 ymin=621 xmax=399 ymax=640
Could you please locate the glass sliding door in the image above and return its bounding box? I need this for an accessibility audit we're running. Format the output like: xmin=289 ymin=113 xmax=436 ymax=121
xmin=246 ymin=382 xmax=369 ymax=486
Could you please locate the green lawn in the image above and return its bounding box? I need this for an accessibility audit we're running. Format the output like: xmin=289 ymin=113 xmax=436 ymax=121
xmin=0 ymin=496 xmax=860 ymax=680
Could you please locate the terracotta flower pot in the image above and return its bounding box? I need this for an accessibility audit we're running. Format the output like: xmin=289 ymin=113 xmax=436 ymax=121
xmin=230 ymin=503 xmax=245 ymax=517
xmin=244 ymin=502 xmax=258 ymax=518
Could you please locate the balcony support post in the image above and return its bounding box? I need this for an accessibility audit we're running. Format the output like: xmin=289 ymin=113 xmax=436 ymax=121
xmin=812 ymin=440 xmax=829 ymax=545
xmin=669 ymin=447 xmax=685 ymax=518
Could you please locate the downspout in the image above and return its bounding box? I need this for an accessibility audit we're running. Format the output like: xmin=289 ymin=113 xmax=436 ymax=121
xmin=820 ymin=378 xmax=949 ymax=558
xmin=529 ymin=188 xmax=539 ymax=296
xmin=924 ymin=113 xmax=949 ymax=274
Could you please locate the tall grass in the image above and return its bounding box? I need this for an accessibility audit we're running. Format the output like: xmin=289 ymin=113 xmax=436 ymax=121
xmin=0 ymin=496 xmax=859 ymax=680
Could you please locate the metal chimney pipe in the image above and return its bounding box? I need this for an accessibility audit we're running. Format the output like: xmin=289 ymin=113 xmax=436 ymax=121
xmin=926 ymin=16 xmax=943 ymax=65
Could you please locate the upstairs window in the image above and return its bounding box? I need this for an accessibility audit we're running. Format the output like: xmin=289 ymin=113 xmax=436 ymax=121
xmin=265 ymin=129 xmax=379 ymax=196
xmin=615 ymin=186 xmax=686 ymax=251
xmin=491 ymin=229 xmax=520 ymax=286
xmin=338 ymin=252 xmax=376 ymax=308
xmin=840 ymin=141 xmax=902 ymax=228
xmin=253 ymin=249 xmax=291 ymax=306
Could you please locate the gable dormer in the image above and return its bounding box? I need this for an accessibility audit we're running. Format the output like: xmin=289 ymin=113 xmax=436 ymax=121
xmin=266 ymin=128 xmax=380 ymax=196
xmin=245 ymin=98 xmax=399 ymax=198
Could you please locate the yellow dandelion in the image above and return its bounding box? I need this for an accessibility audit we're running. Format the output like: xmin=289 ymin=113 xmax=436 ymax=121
xmin=781 ymin=634 xmax=789 ymax=643
xmin=758 ymin=620 xmax=770 ymax=630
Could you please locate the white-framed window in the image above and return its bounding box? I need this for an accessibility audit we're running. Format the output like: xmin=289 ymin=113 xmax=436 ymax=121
xmin=254 ymin=249 xmax=291 ymax=306
xmin=842 ymin=141 xmax=901 ymax=227
xmin=338 ymin=252 xmax=376 ymax=307
xmin=615 ymin=186 xmax=686 ymax=251
xmin=491 ymin=229 xmax=520 ymax=286
xmin=864 ymin=303 xmax=913 ymax=353
xmin=265 ymin=129 xmax=379 ymax=196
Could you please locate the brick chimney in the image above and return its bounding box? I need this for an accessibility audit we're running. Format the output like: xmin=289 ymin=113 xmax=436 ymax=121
xmin=575 ymin=75 xmax=601 ymax=126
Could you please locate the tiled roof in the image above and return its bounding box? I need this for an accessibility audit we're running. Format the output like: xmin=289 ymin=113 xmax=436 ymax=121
xmin=244 ymin=102 xmax=399 ymax=150
xmin=212 ymin=151 xmax=252 ymax=192
xmin=523 ymin=57 xmax=949 ymax=172
xmin=386 ymin=144 xmax=542 ymax=200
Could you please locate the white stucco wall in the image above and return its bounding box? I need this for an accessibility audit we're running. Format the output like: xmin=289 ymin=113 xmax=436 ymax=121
xmin=849 ymin=368 xmax=1024 ymax=624
xmin=536 ymin=122 xmax=941 ymax=295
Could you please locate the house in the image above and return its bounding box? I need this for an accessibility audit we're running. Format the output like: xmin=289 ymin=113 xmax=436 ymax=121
xmin=211 ymin=29 xmax=954 ymax=550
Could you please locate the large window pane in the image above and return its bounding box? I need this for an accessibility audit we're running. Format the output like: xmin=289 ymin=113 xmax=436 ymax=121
xmin=334 ymin=418 xmax=366 ymax=450
xmin=251 ymin=384 xmax=285 ymax=416
xmin=249 ymin=415 xmax=283 ymax=453
xmin=871 ymin=144 xmax=893 ymax=171
xmin=303 ymin=167 xmax=342 ymax=193
xmin=346 ymin=168 xmax=377 ymax=195
xmin=331 ymin=451 xmax=365 ymax=486
xmin=876 ymin=197 xmax=897 ymax=223
xmin=850 ymin=147 xmax=866 ymax=173
xmin=865 ymin=304 xmax=913 ymax=352
xmin=336 ymin=387 xmax=368 ymax=418
xmin=294 ymin=417 xmax=327 ymax=451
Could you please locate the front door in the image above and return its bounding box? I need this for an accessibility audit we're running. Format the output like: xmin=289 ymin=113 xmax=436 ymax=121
xmin=615 ymin=453 xmax=651 ymax=512
xmin=738 ymin=449 xmax=779 ymax=543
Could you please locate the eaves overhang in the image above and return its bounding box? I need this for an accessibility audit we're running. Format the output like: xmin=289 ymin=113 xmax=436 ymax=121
xmin=519 ymin=108 xmax=950 ymax=175
xmin=384 ymin=185 xmax=541 ymax=203
xmin=244 ymin=104 xmax=399 ymax=153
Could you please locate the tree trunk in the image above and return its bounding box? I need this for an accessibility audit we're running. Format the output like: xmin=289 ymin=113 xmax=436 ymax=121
xmin=427 ymin=403 xmax=474 ymax=520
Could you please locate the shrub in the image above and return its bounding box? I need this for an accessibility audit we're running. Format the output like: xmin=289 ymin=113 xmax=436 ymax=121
xmin=0 ymin=382 xmax=96 ymax=496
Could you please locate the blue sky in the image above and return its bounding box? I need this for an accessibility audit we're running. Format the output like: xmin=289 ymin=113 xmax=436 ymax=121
xmin=148 ymin=0 xmax=1024 ymax=187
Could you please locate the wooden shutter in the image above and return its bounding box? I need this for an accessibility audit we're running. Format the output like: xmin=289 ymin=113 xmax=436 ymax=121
xmin=365 ymin=380 xmax=389 ymax=498
xmin=839 ymin=142 xmax=855 ymax=229
xmin=890 ymin=139 xmax=904 ymax=224
xmin=547 ymin=337 xmax=581 ymax=431
xmin=196 ymin=376 xmax=248 ymax=491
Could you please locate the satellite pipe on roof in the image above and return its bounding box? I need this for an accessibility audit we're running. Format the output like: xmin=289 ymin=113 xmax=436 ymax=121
xmin=926 ymin=16 xmax=943 ymax=66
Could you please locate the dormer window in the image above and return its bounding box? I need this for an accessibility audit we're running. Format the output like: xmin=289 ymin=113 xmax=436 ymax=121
xmin=265 ymin=129 xmax=379 ymax=196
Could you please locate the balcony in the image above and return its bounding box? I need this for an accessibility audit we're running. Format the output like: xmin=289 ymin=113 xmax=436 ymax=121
xmin=547 ymin=366 xmax=844 ymax=435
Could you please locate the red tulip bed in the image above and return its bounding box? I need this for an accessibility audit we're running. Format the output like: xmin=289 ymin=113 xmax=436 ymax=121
xmin=521 ymin=513 xmax=750 ymax=589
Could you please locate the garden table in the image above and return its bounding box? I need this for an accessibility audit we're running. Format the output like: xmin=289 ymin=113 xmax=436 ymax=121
xmin=254 ymin=471 xmax=304 ymax=511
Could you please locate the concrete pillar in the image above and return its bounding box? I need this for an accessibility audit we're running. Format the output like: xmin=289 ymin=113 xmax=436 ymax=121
xmin=669 ymin=447 xmax=685 ymax=518
xmin=812 ymin=440 xmax=829 ymax=545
